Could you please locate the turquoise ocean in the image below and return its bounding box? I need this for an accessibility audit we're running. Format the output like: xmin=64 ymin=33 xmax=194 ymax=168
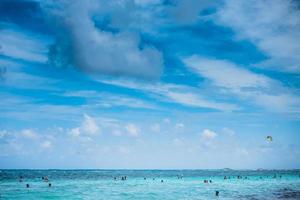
xmin=1 ymin=170 xmax=300 ymax=199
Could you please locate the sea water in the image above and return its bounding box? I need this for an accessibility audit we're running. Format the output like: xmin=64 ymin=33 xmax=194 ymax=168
xmin=1 ymin=170 xmax=300 ymax=199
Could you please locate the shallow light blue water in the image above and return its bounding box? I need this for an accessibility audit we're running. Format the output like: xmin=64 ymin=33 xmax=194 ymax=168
xmin=1 ymin=170 xmax=300 ymax=199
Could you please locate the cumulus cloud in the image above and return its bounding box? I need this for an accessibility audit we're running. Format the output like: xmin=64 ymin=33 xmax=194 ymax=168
xmin=125 ymin=123 xmax=140 ymax=137
xmin=68 ymin=116 xmax=143 ymax=138
xmin=201 ymin=129 xmax=217 ymax=140
xmin=44 ymin=0 xmax=163 ymax=79
xmin=216 ymin=0 xmax=300 ymax=73
xmin=0 ymin=130 xmax=9 ymax=139
xmin=21 ymin=129 xmax=39 ymax=140
xmin=40 ymin=140 xmax=52 ymax=149
xmin=81 ymin=114 xmax=100 ymax=135
xmin=69 ymin=114 xmax=100 ymax=139
xmin=69 ymin=128 xmax=81 ymax=138
xmin=0 ymin=128 xmax=57 ymax=157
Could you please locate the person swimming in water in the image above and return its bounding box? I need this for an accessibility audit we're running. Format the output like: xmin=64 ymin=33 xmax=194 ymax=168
xmin=26 ymin=184 xmax=30 ymax=188
xmin=43 ymin=176 xmax=49 ymax=182
xmin=215 ymin=191 xmax=219 ymax=196
xmin=48 ymin=183 xmax=51 ymax=187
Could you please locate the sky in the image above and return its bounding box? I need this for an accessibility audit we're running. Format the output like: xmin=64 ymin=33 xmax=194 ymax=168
xmin=0 ymin=0 xmax=300 ymax=169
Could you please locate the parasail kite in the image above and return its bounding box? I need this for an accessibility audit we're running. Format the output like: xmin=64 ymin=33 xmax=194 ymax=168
xmin=266 ymin=136 xmax=273 ymax=142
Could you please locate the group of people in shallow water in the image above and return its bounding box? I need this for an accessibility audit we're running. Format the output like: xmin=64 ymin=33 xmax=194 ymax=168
xmin=114 ymin=176 xmax=165 ymax=182
xmin=205 ymin=174 xmax=283 ymax=196
xmin=223 ymin=174 xmax=282 ymax=180
xmin=19 ymin=176 xmax=52 ymax=188
xmin=18 ymin=173 xmax=284 ymax=198
xmin=203 ymin=179 xmax=212 ymax=183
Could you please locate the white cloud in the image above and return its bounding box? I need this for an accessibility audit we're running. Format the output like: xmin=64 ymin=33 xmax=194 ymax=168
xmin=21 ymin=129 xmax=39 ymax=140
xmin=65 ymin=91 xmax=158 ymax=110
xmin=216 ymin=0 xmax=300 ymax=73
xmin=68 ymin=114 xmax=100 ymax=139
xmin=0 ymin=128 xmax=59 ymax=156
xmin=40 ymin=140 xmax=52 ymax=149
xmin=109 ymin=96 xmax=157 ymax=109
xmin=183 ymin=55 xmax=273 ymax=90
xmin=125 ymin=123 xmax=140 ymax=137
xmin=253 ymin=93 xmax=300 ymax=114
xmin=0 ymin=57 xmax=58 ymax=90
xmin=65 ymin=90 xmax=157 ymax=109
xmin=201 ymin=129 xmax=217 ymax=140
xmin=81 ymin=114 xmax=100 ymax=135
xmin=183 ymin=55 xmax=300 ymax=113
xmin=0 ymin=29 xmax=48 ymax=63
xmin=69 ymin=128 xmax=81 ymax=138
xmin=0 ymin=130 xmax=9 ymax=139
xmin=101 ymin=79 xmax=238 ymax=111
xmin=67 ymin=116 xmax=144 ymax=138
xmin=3 ymin=70 xmax=58 ymax=90
xmin=166 ymin=91 xmax=239 ymax=111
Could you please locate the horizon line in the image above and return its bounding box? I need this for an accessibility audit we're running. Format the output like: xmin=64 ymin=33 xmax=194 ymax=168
xmin=1 ymin=168 xmax=300 ymax=171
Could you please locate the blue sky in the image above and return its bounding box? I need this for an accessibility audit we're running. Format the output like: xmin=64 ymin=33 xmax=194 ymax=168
xmin=0 ymin=0 xmax=300 ymax=169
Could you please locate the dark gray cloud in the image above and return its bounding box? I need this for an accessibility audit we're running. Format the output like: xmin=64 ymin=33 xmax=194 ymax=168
xmin=44 ymin=0 xmax=164 ymax=79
